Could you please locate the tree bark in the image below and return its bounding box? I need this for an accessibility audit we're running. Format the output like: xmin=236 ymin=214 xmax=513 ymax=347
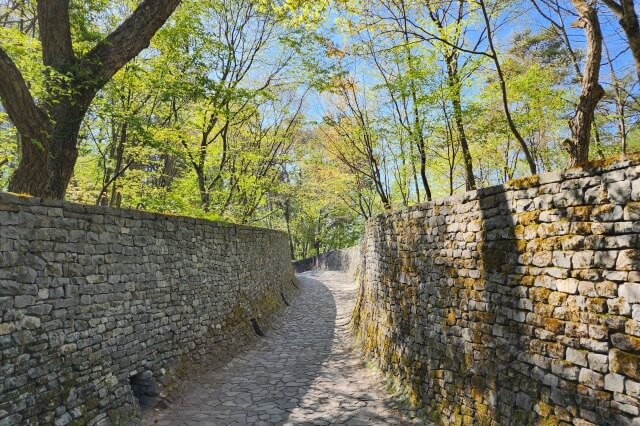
xmin=446 ymin=55 xmax=476 ymax=190
xmin=37 ymin=0 xmax=74 ymax=69
xmin=603 ymin=0 xmax=640 ymax=81
xmin=196 ymin=167 xmax=211 ymax=212
xmin=1 ymin=0 xmax=181 ymax=198
xmin=411 ymin=89 xmax=432 ymax=201
xmin=568 ymin=0 xmax=605 ymax=165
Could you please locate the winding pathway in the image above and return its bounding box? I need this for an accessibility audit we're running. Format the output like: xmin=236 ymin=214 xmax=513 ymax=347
xmin=146 ymin=271 xmax=419 ymax=425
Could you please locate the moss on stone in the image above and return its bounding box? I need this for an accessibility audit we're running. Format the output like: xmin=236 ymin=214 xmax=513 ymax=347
xmin=517 ymin=210 xmax=540 ymax=226
xmin=508 ymin=175 xmax=541 ymax=190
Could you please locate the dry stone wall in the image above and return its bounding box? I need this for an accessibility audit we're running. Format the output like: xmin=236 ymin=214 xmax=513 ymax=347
xmin=0 ymin=192 xmax=297 ymax=425
xmin=353 ymin=159 xmax=640 ymax=425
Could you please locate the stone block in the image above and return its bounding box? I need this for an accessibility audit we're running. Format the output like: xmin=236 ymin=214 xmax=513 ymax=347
xmin=617 ymin=250 xmax=639 ymax=271
xmin=607 ymin=181 xmax=632 ymax=204
xmin=587 ymin=353 xmax=608 ymax=373
xmin=579 ymin=368 xmax=604 ymax=389
xmin=592 ymin=205 xmax=624 ymax=222
xmin=611 ymin=333 xmax=640 ymax=352
xmin=610 ymin=349 xmax=640 ymax=380
xmin=624 ymin=202 xmax=640 ymax=221
xmin=572 ymin=251 xmax=594 ymax=269
xmin=556 ymin=279 xmax=579 ymax=295
xmin=594 ymin=251 xmax=618 ymax=269
xmin=605 ymin=373 xmax=625 ymax=393
xmin=620 ymin=283 xmax=640 ymax=303
xmin=552 ymin=251 xmax=572 ymax=269
xmin=567 ymin=347 xmax=589 ymax=367
xmin=626 ymin=379 xmax=640 ymax=398
xmin=632 ymin=179 xmax=640 ymax=201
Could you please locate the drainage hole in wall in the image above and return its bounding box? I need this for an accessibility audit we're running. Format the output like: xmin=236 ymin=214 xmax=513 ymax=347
xmin=129 ymin=370 xmax=160 ymax=409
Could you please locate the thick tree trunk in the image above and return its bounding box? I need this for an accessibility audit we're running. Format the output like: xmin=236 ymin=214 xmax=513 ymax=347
xmin=8 ymin=133 xmax=53 ymax=197
xmin=9 ymin=104 xmax=84 ymax=198
xmin=0 ymin=0 xmax=181 ymax=199
xmin=568 ymin=0 xmax=605 ymax=165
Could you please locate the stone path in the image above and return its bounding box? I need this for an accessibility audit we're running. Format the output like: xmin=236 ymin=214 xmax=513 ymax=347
xmin=145 ymin=271 xmax=419 ymax=425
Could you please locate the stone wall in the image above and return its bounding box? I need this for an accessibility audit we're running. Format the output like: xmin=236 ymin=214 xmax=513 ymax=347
xmin=293 ymin=246 xmax=359 ymax=276
xmin=353 ymin=159 xmax=640 ymax=425
xmin=0 ymin=192 xmax=297 ymax=425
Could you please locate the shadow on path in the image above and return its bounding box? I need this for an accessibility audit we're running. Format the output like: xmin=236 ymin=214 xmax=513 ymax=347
xmin=147 ymin=271 xmax=410 ymax=425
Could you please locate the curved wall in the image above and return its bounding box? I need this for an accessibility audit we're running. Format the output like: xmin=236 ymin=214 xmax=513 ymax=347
xmin=293 ymin=246 xmax=360 ymax=276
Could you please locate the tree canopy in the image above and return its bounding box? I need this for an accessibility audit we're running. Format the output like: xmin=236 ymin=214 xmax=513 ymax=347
xmin=1 ymin=0 xmax=640 ymax=259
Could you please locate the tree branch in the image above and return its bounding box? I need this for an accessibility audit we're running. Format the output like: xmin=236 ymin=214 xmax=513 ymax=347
xmin=84 ymin=0 xmax=181 ymax=87
xmin=602 ymin=0 xmax=624 ymax=18
xmin=0 ymin=46 xmax=48 ymax=138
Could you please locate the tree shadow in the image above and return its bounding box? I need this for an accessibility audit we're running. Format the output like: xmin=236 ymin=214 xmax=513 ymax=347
xmin=147 ymin=273 xmax=338 ymax=425
xmin=476 ymin=185 xmax=534 ymax=424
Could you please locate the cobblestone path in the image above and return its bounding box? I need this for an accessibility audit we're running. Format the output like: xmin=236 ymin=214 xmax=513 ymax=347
xmin=146 ymin=271 xmax=418 ymax=425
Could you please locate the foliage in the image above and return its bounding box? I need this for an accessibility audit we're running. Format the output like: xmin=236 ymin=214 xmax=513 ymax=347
xmin=1 ymin=0 xmax=640 ymax=258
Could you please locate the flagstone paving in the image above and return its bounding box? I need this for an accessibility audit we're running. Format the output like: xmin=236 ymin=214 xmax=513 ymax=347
xmin=145 ymin=270 xmax=422 ymax=425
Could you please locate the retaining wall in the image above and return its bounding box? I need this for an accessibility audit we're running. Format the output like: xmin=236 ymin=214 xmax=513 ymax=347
xmin=0 ymin=193 xmax=296 ymax=425
xmin=353 ymin=159 xmax=640 ymax=425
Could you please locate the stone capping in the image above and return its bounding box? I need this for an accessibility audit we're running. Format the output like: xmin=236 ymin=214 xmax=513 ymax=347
xmin=0 ymin=192 xmax=289 ymax=237
xmin=370 ymin=156 xmax=640 ymax=222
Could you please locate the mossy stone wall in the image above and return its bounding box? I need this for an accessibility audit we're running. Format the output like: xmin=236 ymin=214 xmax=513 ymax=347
xmin=354 ymin=159 xmax=640 ymax=425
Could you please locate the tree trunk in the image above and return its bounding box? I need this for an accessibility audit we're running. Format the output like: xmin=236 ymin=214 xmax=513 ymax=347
xmin=410 ymin=88 xmax=432 ymax=201
xmin=196 ymin=168 xmax=210 ymax=212
xmin=446 ymin=55 xmax=476 ymax=191
xmin=1 ymin=0 xmax=181 ymax=199
xmin=419 ymin=151 xmax=431 ymax=201
xmin=479 ymin=0 xmax=537 ymax=175
xmin=283 ymin=199 xmax=294 ymax=256
xmin=9 ymin=104 xmax=84 ymax=198
xmin=8 ymin=133 xmax=53 ymax=197
xmin=568 ymin=0 xmax=605 ymax=165
xmin=109 ymin=123 xmax=127 ymax=206
xmin=604 ymin=0 xmax=640 ymax=81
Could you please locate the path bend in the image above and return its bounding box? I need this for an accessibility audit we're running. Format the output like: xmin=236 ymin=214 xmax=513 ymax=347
xmin=146 ymin=271 xmax=419 ymax=425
